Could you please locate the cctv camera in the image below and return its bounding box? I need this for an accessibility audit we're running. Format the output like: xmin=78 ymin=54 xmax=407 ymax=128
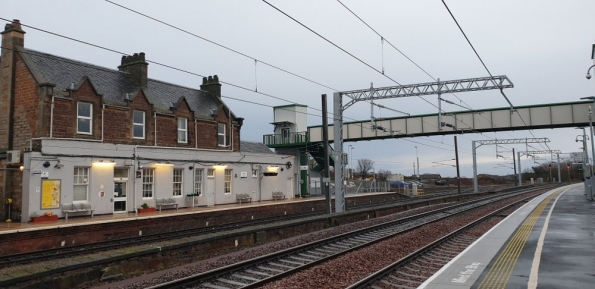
xmin=587 ymin=73 xmax=592 ymax=80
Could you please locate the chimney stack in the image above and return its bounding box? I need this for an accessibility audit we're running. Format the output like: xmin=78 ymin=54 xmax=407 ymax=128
xmin=0 ymin=20 xmax=26 ymax=150
xmin=118 ymin=52 xmax=149 ymax=89
xmin=200 ymin=75 xmax=222 ymax=98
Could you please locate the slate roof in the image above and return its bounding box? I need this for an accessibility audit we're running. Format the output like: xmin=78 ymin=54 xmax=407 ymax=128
xmin=19 ymin=48 xmax=225 ymax=117
xmin=240 ymin=141 xmax=275 ymax=154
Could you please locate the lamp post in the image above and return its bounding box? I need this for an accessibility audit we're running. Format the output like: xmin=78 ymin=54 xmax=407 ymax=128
xmin=415 ymin=146 xmax=420 ymax=181
xmin=580 ymin=97 xmax=595 ymax=174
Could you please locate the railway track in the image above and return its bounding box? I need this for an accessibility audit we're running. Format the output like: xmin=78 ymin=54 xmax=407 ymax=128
xmin=0 ymin=210 xmax=321 ymax=269
xmin=345 ymin=192 xmax=535 ymax=289
xmin=147 ymin=185 xmax=554 ymax=289
xmin=0 ymin=187 xmax=474 ymax=269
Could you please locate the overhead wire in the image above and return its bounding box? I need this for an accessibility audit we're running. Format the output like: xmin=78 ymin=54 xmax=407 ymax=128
xmin=439 ymin=0 xmax=545 ymax=149
xmin=102 ymin=0 xmax=519 ymax=156
xmin=335 ymin=0 xmax=519 ymax=151
xmin=0 ymin=21 xmax=473 ymax=157
xmin=259 ymin=1 xmax=520 ymax=155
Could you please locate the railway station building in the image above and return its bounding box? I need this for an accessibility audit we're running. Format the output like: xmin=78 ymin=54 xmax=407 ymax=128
xmin=0 ymin=20 xmax=295 ymax=222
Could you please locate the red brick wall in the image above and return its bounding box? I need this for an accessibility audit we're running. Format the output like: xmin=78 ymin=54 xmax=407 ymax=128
xmin=12 ymin=54 xmax=42 ymax=149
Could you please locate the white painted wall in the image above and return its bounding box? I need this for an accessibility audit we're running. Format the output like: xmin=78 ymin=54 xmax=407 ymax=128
xmin=20 ymin=140 xmax=296 ymax=222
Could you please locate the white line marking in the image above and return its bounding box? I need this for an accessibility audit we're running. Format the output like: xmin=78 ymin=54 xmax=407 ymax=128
xmin=417 ymin=184 xmax=577 ymax=289
xmin=527 ymin=186 xmax=571 ymax=289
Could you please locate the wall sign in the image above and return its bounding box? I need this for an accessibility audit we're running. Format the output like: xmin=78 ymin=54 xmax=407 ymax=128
xmin=240 ymin=171 xmax=248 ymax=178
xmin=41 ymin=179 xmax=61 ymax=209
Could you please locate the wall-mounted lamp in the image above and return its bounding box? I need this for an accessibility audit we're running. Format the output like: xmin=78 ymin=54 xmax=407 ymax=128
xmin=154 ymin=162 xmax=174 ymax=167
xmin=19 ymin=166 xmax=24 ymax=171
xmin=92 ymin=159 xmax=116 ymax=166
xmin=54 ymin=160 xmax=63 ymax=169
xmin=213 ymin=163 xmax=228 ymax=169
xmin=188 ymin=166 xmax=194 ymax=170
xmin=43 ymin=161 xmax=51 ymax=168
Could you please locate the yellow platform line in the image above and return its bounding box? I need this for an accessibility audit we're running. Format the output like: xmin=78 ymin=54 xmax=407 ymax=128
xmin=477 ymin=189 xmax=564 ymax=289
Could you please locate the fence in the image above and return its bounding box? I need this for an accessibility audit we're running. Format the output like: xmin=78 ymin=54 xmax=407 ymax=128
xmin=309 ymin=180 xmax=391 ymax=196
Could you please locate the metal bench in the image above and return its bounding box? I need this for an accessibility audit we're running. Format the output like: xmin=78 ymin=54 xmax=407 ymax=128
xmin=272 ymin=191 xmax=286 ymax=200
xmin=62 ymin=202 xmax=96 ymax=220
xmin=236 ymin=193 xmax=252 ymax=204
xmin=156 ymin=198 xmax=179 ymax=212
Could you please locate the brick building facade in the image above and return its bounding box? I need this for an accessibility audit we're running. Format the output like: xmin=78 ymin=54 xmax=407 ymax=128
xmin=0 ymin=20 xmax=295 ymax=222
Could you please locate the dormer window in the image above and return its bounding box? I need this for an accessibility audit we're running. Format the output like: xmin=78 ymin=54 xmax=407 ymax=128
xmin=77 ymin=102 xmax=92 ymax=134
xmin=178 ymin=117 xmax=188 ymax=143
xmin=218 ymin=123 xmax=226 ymax=146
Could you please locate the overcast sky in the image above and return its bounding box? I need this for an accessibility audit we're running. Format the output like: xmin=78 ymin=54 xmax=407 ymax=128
xmin=4 ymin=0 xmax=595 ymax=178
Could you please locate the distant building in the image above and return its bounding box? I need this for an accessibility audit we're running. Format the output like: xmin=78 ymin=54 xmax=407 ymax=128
xmin=419 ymin=173 xmax=442 ymax=180
xmin=387 ymin=174 xmax=404 ymax=182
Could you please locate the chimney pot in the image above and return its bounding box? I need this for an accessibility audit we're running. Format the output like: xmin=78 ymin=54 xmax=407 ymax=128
xmin=213 ymin=75 xmax=219 ymax=83
xmin=202 ymin=77 xmax=207 ymax=85
xmin=208 ymin=76 xmax=213 ymax=83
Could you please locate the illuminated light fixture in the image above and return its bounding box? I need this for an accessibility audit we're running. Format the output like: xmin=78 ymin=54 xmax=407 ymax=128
xmin=213 ymin=163 xmax=228 ymax=169
xmin=92 ymin=159 xmax=116 ymax=166
xmin=154 ymin=162 xmax=174 ymax=167
xmin=264 ymin=165 xmax=279 ymax=176
xmin=19 ymin=166 xmax=24 ymax=171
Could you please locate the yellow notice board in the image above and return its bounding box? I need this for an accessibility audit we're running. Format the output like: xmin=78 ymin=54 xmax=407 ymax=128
xmin=41 ymin=179 xmax=61 ymax=209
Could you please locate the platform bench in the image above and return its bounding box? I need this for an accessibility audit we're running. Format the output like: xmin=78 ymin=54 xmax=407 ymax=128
xmin=62 ymin=202 xmax=96 ymax=220
xmin=156 ymin=198 xmax=179 ymax=212
xmin=272 ymin=191 xmax=286 ymax=200
xmin=236 ymin=193 xmax=252 ymax=204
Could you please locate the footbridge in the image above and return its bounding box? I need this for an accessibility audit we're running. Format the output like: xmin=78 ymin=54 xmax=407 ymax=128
xmin=264 ymin=100 xmax=593 ymax=147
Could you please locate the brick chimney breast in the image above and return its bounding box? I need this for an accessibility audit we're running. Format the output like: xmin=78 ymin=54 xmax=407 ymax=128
xmin=118 ymin=52 xmax=148 ymax=89
xmin=1 ymin=19 xmax=25 ymax=47
xmin=200 ymin=75 xmax=221 ymax=98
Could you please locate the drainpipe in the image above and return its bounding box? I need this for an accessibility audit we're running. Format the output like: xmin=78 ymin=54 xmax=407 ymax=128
xmin=133 ymin=145 xmax=138 ymax=211
xmin=101 ymin=103 xmax=105 ymax=142
xmin=194 ymin=119 xmax=197 ymax=149
xmin=49 ymin=95 xmax=55 ymax=137
xmin=154 ymin=111 xmax=157 ymax=146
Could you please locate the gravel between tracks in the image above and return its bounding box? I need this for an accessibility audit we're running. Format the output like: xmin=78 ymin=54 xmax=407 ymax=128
xmin=96 ymin=203 xmax=454 ymax=288
xmin=260 ymin=190 xmax=544 ymax=289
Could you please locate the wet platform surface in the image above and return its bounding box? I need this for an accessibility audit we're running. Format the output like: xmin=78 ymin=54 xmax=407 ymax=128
xmin=421 ymin=184 xmax=595 ymax=289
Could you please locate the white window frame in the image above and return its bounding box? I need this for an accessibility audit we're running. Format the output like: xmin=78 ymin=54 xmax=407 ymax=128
xmin=194 ymin=168 xmax=203 ymax=196
xmin=142 ymin=169 xmax=154 ymax=198
xmin=173 ymin=168 xmax=183 ymax=196
xmin=73 ymin=167 xmax=89 ymax=201
xmin=178 ymin=117 xmax=188 ymax=143
xmin=218 ymin=123 xmax=226 ymax=147
xmin=207 ymin=169 xmax=215 ymax=178
xmin=133 ymin=110 xmax=145 ymax=139
xmin=224 ymin=169 xmax=232 ymax=194
xmin=77 ymin=102 xmax=93 ymax=135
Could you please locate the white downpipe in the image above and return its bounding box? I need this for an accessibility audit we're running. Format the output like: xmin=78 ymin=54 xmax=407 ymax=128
xmin=133 ymin=145 xmax=138 ymax=212
xmin=229 ymin=109 xmax=233 ymax=152
xmin=49 ymin=95 xmax=55 ymax=138
xmin=194 ymin=119 xmax=197 ymax=149
xmin=154 ymin=111 xmax=157 ymax=146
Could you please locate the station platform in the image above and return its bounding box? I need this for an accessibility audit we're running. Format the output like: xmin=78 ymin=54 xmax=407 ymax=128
xmin=420 ymin=184 xmax=595 ymax=289
xmin=0 ymin=196 xmax=319 ymax=234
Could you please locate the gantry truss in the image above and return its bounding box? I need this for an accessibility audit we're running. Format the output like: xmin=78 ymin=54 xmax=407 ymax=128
xmin=475 ymin=137 xmax=550 ymax=147
xmin=472 ymin=137 xmax=550 ymax=192
xmin=342 ymin=75 xmax=514 ymax=109
xmin=520 ymin=150 xmax=562 ymax=157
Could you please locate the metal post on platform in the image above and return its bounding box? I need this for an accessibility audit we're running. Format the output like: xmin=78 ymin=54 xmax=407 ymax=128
xmin=321 ymin=94 xmax=331 ymax=214
xmin=518 ymin=151 xmax=522 ymax=186
xmin=513 ymin=148 xmax=517 ymax=185
xmin=472 ymin=141 xmax=478 ymax=193
xmin=557 ymin=153 xmax=561 ymax=184
xmin=454 ymin=136 xmax=461 ymax=194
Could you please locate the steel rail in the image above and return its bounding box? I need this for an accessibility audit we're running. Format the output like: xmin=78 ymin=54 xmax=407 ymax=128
xmin=345 ymin=190 xmax=543 ymax=289
xmin=147 ymin=185 xmax=556 ymax=289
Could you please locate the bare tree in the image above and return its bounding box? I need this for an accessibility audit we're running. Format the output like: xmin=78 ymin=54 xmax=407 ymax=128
xmin=357 ymin=158 xmax=375 ymax=179
xmin=376 ymin=169 xmax=392 ymax=181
